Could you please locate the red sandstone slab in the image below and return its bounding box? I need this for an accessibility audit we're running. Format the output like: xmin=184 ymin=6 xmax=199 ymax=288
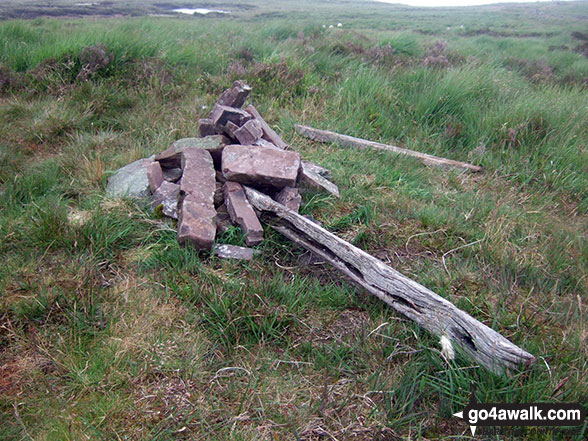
xmin=223 ymin=121 xmax=240 ymax=140
xmin=223 ymin=181 xmax=264 ymax=246
xmin=176 ymin=148 xmax=217 ymax=250
xmin=198 ymin=118 xmax=217 ymax=137
xmin=155 ymin=135 xmax=228 ymax=169
xmin=244 ymin=105 xmax=288 ymax=149
xmin=214 ymin=181 xmax=224 ymax=208
xmin=214 ymin=203 xmax=232 ymax=233
xmin=162 ymin=167 xmax=182 ymax=183
xmin=152 ymin=181 xmax=180 ymax=219
xmin=253 ymin=138 xmax=280 ymax=150
xmin=216 ymin=81 xmax=251 ymax=108
xmin=180 ymin=148 xmax=216 ymax=204
xmin=146 ymin=161 xmax=164 ymax=192
xmin=234 ymin=119 xmax=263 ymax=145
xmin=222 ymin=144 xmax=301 ymax=189
xmin=177 ymin=196 xmax=216 ymax=250
xmin=209 ymin=104 xmax=252 ymax=129
xmin=275 ymin=186 xmax=302 ymax=212
xmin=298 ymin=161 xmax=340 ymax=198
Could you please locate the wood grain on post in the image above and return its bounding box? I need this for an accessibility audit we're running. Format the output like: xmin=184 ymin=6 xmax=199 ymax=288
xmin=244 ymin=186 xmax=534 ymax=374
xmin=294 ymin=124 xmax=483 ymax=173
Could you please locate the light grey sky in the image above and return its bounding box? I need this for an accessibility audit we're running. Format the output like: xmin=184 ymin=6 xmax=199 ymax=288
xmin=374 ymin=0 xmax=555 ymax=7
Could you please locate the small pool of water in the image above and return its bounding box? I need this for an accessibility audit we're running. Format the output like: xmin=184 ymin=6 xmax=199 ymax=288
xmin=172 ymin=8 xmax=231 ymax=15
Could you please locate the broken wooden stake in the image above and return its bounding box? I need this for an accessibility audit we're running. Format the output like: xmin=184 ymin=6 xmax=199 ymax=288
xmin=294 ymin=124 xmax=483 ymax=173
xmin=243 ymin=186 xmax=534 ymax=374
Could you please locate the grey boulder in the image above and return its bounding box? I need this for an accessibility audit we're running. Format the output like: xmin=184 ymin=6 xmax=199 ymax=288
xmin=106 ymin=157 xmax=154 ymax=199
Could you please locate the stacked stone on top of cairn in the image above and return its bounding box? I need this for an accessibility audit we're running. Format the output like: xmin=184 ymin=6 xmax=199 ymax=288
xmin=107 ymin=81 xmax=338 ymax=260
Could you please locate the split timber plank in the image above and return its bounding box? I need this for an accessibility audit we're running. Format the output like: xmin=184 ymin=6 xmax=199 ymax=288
xmin=294 ymin=124 xmax=483 ymax=173
xmin=244 ymin=186 xmax=534 ymax=374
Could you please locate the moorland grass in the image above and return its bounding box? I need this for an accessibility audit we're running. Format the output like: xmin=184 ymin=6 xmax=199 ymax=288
xmin=0 ymin=1 xmax=587 ymax=440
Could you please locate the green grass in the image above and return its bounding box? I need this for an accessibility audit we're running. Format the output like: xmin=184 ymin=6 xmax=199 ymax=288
xmin=0 ymin=1 xmax=587 ymax=440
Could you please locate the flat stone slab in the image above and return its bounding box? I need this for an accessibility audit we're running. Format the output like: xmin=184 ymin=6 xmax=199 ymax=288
xmin=210 ymin=104 xmax=252 ymax=128
xmin=177 ymin=196 xmax=216 ymax=250
xmin=152 ymin=181 xmax=180 ymax=219
xmin=254 ymin=138 xmax=280 ymax=150
xmin=216 ymin=80 xmax=251 ymax=108
xmin=223 ymin=181 xmax=264 ymax=246
xmin=275 ymin=186 xmax=302 ymax=212
xmin=222 ymin=144 xmax=301 ymax=189
xmin=155 ymin=135 xmax=228 ymax=169
xmin=298 ymin=161 xmax=340 ymax=198
xmin=214 ymin=244 xmax=260 ymax=261
xmin=147 ymin=161 xmax=164 ymax=192
xmin=106 ymin=156 xmax=154 ymax=199
xmin=180 ymin=148 xmax=217 ymax=204
xmin=163 ymin=167 xmax=182 ymax=183
xmin=177 ymin=148 xmax=217 ymax=251
xmin=301 ymin=160 xmax=332 ymax=179
xmin=234 ymin=119 xmax=263 ymax=145
xmin=198 ymin=118 xmax=217 ymax=137
xmin=244 ymin=105 xmax=288 ymax=149
xmin=172 ymin=136 xmax=227 ymax=153
xmin=214 ymin=181 xmax=224 ymax=208
xmin=215 ymin=203 xmax=232 ymax=233
xmin=223 ymin=120 xmax=240 ymax=139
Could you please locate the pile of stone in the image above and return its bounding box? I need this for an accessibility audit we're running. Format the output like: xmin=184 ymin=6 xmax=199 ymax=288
xmin=105 ymin=83 xmax=535 ymax=372
xmin=106 ymin=81 xmax=339 ymax=260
